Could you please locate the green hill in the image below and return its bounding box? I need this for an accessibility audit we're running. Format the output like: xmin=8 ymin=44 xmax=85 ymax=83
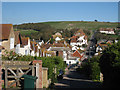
xmin=41 ymin=21 xmax=118 ymax=30
xmin=13 ymin=21 xmax=118 ymax=42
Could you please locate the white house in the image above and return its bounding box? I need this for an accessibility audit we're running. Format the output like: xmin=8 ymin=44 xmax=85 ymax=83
xmin=70 ymin=32 xmax=88 ymax=51
xmin=99 ymin=28 xmax=115 ymax=34
xmin=18 ymin=37 xmax=31 ymax=55
xmin=55 ymin=37 xmax=61 ymax=42
xmin=52 ymin=32 xmax=62 ymax=43
xmin=30 ymin=40 xmax=41 ymax=57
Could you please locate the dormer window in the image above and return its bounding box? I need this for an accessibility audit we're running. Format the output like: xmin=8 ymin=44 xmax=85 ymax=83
xmin=10 ymin=38 xmax=14 ymax=49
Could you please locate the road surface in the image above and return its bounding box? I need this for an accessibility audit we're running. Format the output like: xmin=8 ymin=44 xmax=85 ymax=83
xmin=54 ymin=66 xmax=102 ymax=88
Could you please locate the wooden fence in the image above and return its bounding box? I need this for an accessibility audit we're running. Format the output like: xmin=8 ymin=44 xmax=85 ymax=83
xmin=0 ymin=60 xmax=44 ymax=89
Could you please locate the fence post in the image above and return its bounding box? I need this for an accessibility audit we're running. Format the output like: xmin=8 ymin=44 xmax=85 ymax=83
xmin=33 ymin=60 xmax=42 ymax=88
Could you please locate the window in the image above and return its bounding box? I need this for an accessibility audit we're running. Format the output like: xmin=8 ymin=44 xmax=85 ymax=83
xmin=10 ymin=38 xmax=14 ymax=49
xmin=56 ymin=51 xmax=59 ymax=56
xmin=25 ymin=50 xmax=28 ymax=55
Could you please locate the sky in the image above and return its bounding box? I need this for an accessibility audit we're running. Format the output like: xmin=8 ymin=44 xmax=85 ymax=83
xmin=2 ymin=2 xmax=118 ymax=25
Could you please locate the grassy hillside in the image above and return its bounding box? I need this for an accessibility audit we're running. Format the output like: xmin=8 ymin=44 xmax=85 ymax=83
xmin=13 ymin=21 xmax=118 ymax=41
xmin=42 ymin=21 xmax=118 ymax=30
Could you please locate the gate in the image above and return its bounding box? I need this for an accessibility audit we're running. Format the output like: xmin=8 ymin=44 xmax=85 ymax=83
xmin=4 ymin=65 xmax=35 ymax=88
xmin=2 ymin=60 xmax=42 ymax=89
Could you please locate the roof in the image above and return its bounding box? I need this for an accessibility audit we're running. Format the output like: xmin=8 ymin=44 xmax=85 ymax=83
xmin=41 ymin=44 xmax=52 ymax=49
xmin=71 ymin=36 xmax=77 ymax=39
xmin=72 ymin=50 xmax=84 ymax=59
xmin=106 ymin=41 xmax=112 ymax=45
xmin=52 ymin=32 xmax=62 ymax=39
xmin=50 ymin=47 xmax=70 ymax=51
xmin=0 ymin=24 xmax=13 ymax=40
xmin=55 ymin=32 xmax=62 ymax=36
xmin=70 ymin=36 xmax=77 ymax=43
xmin=14 ymin=31 xmax=21 ymax=45
xmin=21 ymin=37 xmax=29 ymax=47
xmin=45 ymin=51 xmax=55 ymax=54
xmin=75 ymin=29 xmax=85 ymax=37
xmin=30 ymin=41 xmax=37 ymax=50
xmin=99 ymin=28 xmax=114 ymax=31
xmin=53 ymin=43 xmax=64 ymax=47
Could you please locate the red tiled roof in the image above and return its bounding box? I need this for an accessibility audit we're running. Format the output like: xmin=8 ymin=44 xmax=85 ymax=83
xmin=106 ymin=41 xmax=112 ymax=45
xmin=0 ymin=24 xmax=13 ymax=40
xmin=72 ymin=50 xmax=84 ymax=59
xmin=71 ymin=36 xmax=77 ymax=39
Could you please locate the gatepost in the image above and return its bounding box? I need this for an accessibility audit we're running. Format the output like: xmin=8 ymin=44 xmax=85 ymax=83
xmin=33 ymin=60 xmax=42 ymax=88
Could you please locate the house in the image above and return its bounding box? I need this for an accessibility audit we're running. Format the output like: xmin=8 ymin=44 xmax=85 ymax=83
xmin=99 ymin=28 xmax=115 ymax=34
xmin=0 ymin=24 xmax=15 ymax=54
xmin=30 ymin=40 xmax=41 ymax=57
xmin=65 ymin=50 xmax=84 ymax=65
xmin=95 ymin=42 xmax=108 ymax=55
xmin=18 ymin=37 xmax=31 ymax=55
xmin=14 ymin=31 xmax=21 ymax=54
xmin=40 ymin=44 xmax=53 ymax=57
xmin=70 ymin=30 xmax=88 ymax=51
xmin=52 ymin=32 xmax=62 ymax=43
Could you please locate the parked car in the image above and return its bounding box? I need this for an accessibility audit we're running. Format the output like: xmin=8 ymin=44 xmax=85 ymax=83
xmin=57 ymin=70 xmax=64 ymax=79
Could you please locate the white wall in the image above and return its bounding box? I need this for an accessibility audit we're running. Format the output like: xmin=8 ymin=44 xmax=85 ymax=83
xmin=70 ymin=35 xmax=87 ymax=51
xmin=100 ymin=31 xmax=115 ymax=34
xmin=64 ymin=59 xmax=78 ymax=65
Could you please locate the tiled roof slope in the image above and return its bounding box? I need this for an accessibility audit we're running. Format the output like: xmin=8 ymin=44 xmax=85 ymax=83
xmin=0 ymin=24 xmax=13 ymax=40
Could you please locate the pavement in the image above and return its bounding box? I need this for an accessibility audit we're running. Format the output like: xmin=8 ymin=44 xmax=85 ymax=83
xmin=54 ymin=66 xmax=102 ymax=88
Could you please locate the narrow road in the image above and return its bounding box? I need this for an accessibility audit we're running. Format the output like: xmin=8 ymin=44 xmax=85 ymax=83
xmin=54 ymin=66 xmax=102 ymax=88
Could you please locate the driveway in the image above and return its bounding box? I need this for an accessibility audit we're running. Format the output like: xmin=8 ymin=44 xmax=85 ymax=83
xmin=54 ymin=66 xmax=102 ymax=88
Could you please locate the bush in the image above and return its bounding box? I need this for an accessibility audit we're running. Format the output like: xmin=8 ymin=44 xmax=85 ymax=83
xmin=80 ymin=56 xmax=100 ymax=80
xmin=2 ymin=51 xmax=66 ymax=84
xmin=90 ymin=62 xmax=100 ymax=80
xmin=35 ymin=56 xmax=66 ymax=84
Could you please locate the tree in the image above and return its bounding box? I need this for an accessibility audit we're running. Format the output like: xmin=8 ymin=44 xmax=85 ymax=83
xmin=95 ymin=20 xmax=98 ymax=22
xmin=99 ymin=41 xmax=120 ymax=88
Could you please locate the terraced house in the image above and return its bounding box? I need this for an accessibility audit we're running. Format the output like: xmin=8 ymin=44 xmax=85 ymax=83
xmin=0 ymin=24 xmax=40 ymax=57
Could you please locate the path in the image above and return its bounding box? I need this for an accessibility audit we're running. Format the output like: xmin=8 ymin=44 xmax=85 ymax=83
xmin=54 ymin=66 xmax=102 ymax=88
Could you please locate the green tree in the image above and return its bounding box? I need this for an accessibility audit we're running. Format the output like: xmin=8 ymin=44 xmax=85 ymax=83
xmin=99 ymin=41 xmax=120 ymax=88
